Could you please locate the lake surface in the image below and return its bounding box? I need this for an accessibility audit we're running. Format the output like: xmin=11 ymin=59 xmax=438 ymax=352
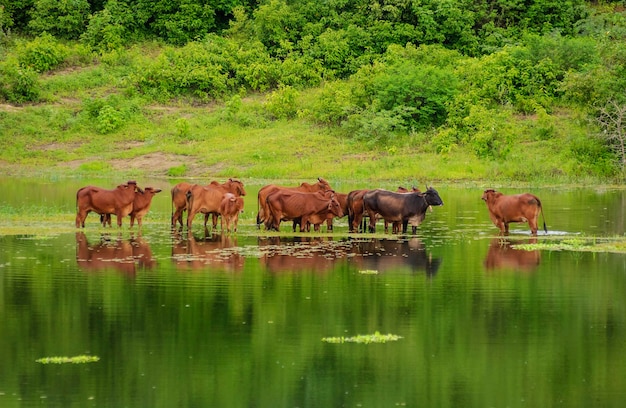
xmin=1 ymin=177 xmax=626 ymax=407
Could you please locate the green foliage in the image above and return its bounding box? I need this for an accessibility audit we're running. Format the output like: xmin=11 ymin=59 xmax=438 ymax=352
xmin=459 ymin=105 xmax=514 ymax=160
xmin=566 ymin=132 xmax=616 ymax=177
xmin=27 ymin=0 xmax=90 ymax=40
xmin=264 ymin=85 xmax=299 ymax=119
xmin=82 ymin=95 xmax=140 ymax=134
xmin=141 ymin=0 xmax=216 ymax=45
xmin=167 ymin=164 xmax=188 ymax=177
xmin=80 ymin=0 xmax=135 ymax=53
xmin=252 ymin=0 xmax=304 ymax=57
xmin=0 ymin=61 xmax=40 ymax=103
xmin=175 ymin=118 xmax=190 ymax=139
xmin=16 ymin=33 xmax=68 ymax=73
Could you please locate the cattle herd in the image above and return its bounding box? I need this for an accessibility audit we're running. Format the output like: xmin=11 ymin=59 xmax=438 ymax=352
xmin=75 ymin=178 xmax=548 ymax=236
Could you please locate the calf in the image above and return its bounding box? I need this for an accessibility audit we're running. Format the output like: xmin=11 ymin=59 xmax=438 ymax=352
xmin=76 ymin=181 xmax=140 ymax=228
xmin=481 ymin=189 xmax=547 ymax=235
xmin=185 ymin=179 xmax=246 ymax=229
xmin=219 ymin=193 xmax=244 ymax=233
xmin=171 ymin=179 xmax=245 ymax=228
xmin=363 ymin=187 xmax=443 ymax=234
xmin=102 ymin=187 xmax=162 ymax=228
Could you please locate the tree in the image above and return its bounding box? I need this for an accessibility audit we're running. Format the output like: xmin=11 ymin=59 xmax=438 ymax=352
xmin=597 ymin=99 xmax=626 ymax=172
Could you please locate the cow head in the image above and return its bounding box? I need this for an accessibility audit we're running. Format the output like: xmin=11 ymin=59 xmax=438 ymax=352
xmin=143 ymin=187 xmax=162 ymax=196
xmin=424 ymin=187 xmax=444 ymax=206
xmin=328 ymin=194 xmax=344 ymax=217
xmin=481 ymin=189 xmax=501 ymax=203
xmin=317 ymin=177 xmax=333 ymax=192
xmin=228 ymin=178 xmax=247 ymax=196
xmin=126 ymin=180 xmax=143 ymax=193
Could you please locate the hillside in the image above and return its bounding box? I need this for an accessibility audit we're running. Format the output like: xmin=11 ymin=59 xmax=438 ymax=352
xmin=1 ymin=1 xmax=625 ymax=184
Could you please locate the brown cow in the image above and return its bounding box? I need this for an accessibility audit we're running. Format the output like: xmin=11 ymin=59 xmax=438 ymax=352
xmin=347 ymin=189 xmax=370 ymax=233
xmin=294 ymin=192 xmax=348 ymax=232
xmin=219 ymin=193 xmax=244 ymax=233
xmin=102 ymin=187 xmax=162 ymax=228
xmin=170 ymin=182 xmax=194 ymax=227
xmin=76 ymin=181 xmax=140 ymax=228
xmin=481 ymin=189 xmax=547 ymax=236
xmin=484 ymin=238 xmax=540 ymax=272
xmin=256 ymin=178 xmax=333 ymax=229
xmin=186 ymin=180 xmax=246 ymax=229
xmin=265 ymin=190 xmax=344 ymax=232
xmin=171 ymin=179 xmax=246 ymax=228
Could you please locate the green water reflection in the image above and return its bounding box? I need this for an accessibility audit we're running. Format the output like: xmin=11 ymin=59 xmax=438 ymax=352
xmin=1 ymin=179 xmax=626 ymax=407
xmin=1 ymin=228 xmax=625 ymax=407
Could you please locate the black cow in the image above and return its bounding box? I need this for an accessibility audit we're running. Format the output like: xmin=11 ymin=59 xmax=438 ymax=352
xmin=363 ymin=187 xmax=443 ymax=234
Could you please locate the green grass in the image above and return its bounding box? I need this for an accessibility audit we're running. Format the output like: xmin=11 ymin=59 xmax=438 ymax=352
xmin=0 ymin=41 xmax=622 ymax=185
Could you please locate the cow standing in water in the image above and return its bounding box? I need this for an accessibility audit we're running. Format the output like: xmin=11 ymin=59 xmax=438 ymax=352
xmin=219 ymin=193 xmax=244 ymax=233
xmin=256 ymin=178 xmax=333 ymax=229
xmin=76 ymin=181 xmax=140 ymax=228
xmin=363 ymin=187 xmax=443 ymax=234
xmin=481 ymin=189 xmax=547 ymax=235
xmin=101 ymin=186 xmax=162 ymax=228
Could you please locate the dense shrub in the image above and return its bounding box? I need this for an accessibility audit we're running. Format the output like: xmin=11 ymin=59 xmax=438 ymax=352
xmin=81 ymin=0 xmax=136 ymax=52
xmin=16 ymin=33 xmax=67 ymax=72
xmin=27 ymin=0 xmax=90 ymax=39
xmin=82 ymin=95 xmax=140 ymax=134
xmin=0 ymin=62 xmax=40 ymax=103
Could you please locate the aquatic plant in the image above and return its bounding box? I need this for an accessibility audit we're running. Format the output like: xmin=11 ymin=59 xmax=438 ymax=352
xmin=322 ymin=331 xmax=402 ymax=344
xmin=36 ymin=355 xmax=100 ymax=364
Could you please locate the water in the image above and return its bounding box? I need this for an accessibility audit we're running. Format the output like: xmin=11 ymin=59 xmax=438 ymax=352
xmin=1 ymin=178 xmax=626 ymax=407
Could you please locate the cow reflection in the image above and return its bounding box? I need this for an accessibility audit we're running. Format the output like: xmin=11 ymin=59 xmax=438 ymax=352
xmin=172 ymin=230 xmax=244 ymax=272
xmin=75 ymin=232 xmax=156 ymax=275
xmin=484 ymin=238 xmax=540 ymax=272
xmin=258 ymin=236 xmax=349 ymax=274
xmin=348 ymin=238 xmax=442 ymax=277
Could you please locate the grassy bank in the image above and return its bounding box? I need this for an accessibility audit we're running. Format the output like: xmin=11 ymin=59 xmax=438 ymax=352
xmin=0 ymin=40 xmax=617 ymax=186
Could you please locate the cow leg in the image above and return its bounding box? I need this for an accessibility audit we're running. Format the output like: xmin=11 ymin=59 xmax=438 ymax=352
xmin=402 ymin=220 xmax=408 ymax=234
xmin=187 ymin=211 xmax=196 ymax=229
xmin=412 ymin=226 xmax=417 ymax=234
xmin=212 ymin=213 xmax=219 ymax=229
xmin=76 ymin=211 xmax=88 ymax=228
xmin=115 ymin=213 xmax=123 ymax=228
xmin=367 ymin=212 xmax=376 ymax=233
xmin=299 ymin=216 xmax=309 ymax=232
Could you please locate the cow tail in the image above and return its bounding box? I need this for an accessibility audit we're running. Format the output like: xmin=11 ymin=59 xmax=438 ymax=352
xmin=256 ymin=196 xmax=261 ymax=228
xmin=538 ymin=198 xmax=548 ymax=234
xmin=170 ymin=188 xmax=174 ymax=223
